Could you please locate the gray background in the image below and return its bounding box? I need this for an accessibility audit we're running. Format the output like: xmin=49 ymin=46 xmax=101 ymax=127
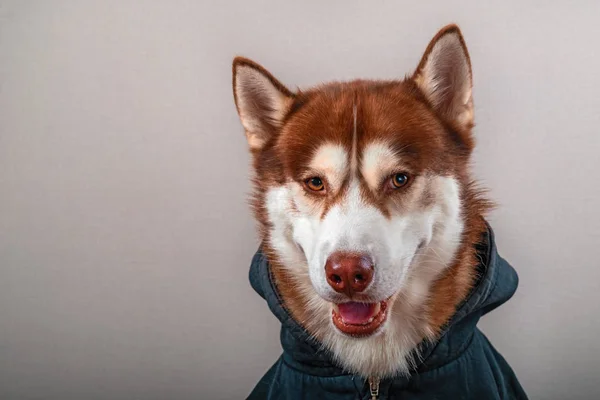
xmin=1 ymin=1 xmax=599 ymax=399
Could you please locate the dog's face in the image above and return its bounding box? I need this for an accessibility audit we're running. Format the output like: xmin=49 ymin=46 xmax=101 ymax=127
xmin=233 ymin=25 xmax=477 ymax=376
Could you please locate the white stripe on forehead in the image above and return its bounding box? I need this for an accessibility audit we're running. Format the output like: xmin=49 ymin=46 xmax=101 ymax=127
xmin=361 ymin=142 xmax=399 ymax=190
xmin=351 ymin=102 xmax=358 ymax=174
xmin=309 ymin=143 xmax=348 ymax=190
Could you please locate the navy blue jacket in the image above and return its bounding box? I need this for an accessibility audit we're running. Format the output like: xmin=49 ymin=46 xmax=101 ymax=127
xmin=247 ymin=225 xmax=528 ymax=399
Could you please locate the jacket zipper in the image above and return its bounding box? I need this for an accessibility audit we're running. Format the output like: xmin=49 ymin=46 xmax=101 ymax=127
xmin=368 ymin=376 xmax=380 ymax=400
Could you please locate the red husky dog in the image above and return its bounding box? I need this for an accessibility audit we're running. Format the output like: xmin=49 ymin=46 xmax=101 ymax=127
xmin=233 ymin=25 xmax=527 ymax=399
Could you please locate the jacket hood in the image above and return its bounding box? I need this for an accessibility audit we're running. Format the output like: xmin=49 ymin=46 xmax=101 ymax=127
xmin=248 ymin=222 xmax=519 ymax=377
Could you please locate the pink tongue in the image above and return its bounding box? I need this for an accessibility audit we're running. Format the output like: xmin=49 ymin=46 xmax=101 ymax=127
xmin=337 ymin=302 xmax=377 ymax=325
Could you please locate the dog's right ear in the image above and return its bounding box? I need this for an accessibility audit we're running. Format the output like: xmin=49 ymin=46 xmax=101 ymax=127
xmin=232 ymin=57 xmax=294 ymax=150
xmin=412 ymin=25 xmax=474 ymax=131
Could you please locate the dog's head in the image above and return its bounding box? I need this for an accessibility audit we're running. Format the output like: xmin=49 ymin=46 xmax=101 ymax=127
xmin=233 ymin=25 xmax=485 ymax=376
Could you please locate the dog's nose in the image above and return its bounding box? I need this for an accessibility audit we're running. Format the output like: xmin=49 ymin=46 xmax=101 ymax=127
xmin=325 ymin=252 xmax=374 ymax=296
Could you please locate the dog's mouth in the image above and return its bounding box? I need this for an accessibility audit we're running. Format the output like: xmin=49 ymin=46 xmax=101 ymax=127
xmin=331 ymin=300 xmax=388 ymax=337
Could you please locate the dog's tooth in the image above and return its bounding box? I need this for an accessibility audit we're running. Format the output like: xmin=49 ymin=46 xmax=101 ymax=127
xmin=332 ymin=304 xmax=340 ymax=314
xmin=373 ymin=302 xmax=381 ymax=315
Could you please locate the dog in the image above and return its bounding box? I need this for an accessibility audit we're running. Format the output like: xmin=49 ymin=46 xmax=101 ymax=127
xmin=233 ymin=24 xmax=527 ymax=399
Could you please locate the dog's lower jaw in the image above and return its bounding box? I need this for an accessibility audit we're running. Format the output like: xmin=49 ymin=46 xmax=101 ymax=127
xmin=325 ymin=290 xmax=436 ymax=378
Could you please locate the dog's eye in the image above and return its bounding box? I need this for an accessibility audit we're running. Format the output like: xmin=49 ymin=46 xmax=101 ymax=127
xmin=390 ymin=173 xmax=409 ymax=189
xmin=304 ymin=177 xmax=325 ymax=192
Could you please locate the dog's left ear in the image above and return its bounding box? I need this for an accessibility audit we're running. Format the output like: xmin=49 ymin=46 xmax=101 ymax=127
xmin=413 ymin=25 xmax=473 ymax=130
xmin=232 ymin=57 xmax=294 ymax=150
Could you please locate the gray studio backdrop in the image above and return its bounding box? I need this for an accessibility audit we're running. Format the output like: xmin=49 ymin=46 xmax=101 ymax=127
xmin=1 ymin=1 xmax=599 ymax=399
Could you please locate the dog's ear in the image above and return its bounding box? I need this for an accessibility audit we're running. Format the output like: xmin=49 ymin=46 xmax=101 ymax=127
xmin=413 ymin=25 xmax=473 ymax=130
xmin=232 ymin=57 xmax=294 ymax=150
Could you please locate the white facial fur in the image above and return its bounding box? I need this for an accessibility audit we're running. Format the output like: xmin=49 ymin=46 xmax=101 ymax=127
xmin=264 ymin=141 xmax=464 ymax=377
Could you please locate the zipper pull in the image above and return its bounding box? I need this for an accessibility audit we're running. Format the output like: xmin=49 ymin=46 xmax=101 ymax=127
xmin=368 ymin=376 xmax=380 ymax=400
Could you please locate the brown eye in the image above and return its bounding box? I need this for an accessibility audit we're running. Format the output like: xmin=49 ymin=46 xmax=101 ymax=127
xmin=390 ymin=173 xmax=409 ymax=189
xmin=305 ymin=177 xmax=325 ymax=192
